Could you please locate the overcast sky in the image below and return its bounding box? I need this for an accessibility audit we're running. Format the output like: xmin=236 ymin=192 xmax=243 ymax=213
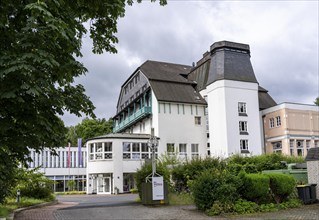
xmin=62 ymin=0 xmax=319 ymax=127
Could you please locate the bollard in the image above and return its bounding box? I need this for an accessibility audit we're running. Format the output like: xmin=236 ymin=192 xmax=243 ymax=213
xmin=16 ymin=189 xmax=20 ymax=203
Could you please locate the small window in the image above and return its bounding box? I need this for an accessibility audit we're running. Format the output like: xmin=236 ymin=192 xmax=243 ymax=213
xmin=191 ymin=144 xmax=199 ymax=159
xmin=272 ymin=141 xmax=282 ymax=154
xmin=239 ymin=121 xmax=248 ymax=134
xmin=179 ymin=144 xmax=187 ymax=157
xmin=276 ymin=116 xmax=281 ymax=127
xmin=240 ymin=139 xmax=249 ymax=153
xmin=195 ymin=116 xmax=201 ymax=125
xmin=269 ymin=118 xmax=275 ymax=128
xmin=238 ymin=102 xmax=247 ymax=116
xmin=167 ymin=143 xmax=175 ymax=155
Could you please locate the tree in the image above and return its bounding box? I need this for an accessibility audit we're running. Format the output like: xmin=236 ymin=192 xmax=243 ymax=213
xmin=0 ymin=0 xmax=166 ymax=203
xmin=314 ymin=97 xmax=319 ymax=106
xmin=66 ymin=118 xmax=113 ymax=145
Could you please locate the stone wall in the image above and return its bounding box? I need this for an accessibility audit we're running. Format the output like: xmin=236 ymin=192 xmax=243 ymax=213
xmin=307 ymin=160 xmax=319 ymax=199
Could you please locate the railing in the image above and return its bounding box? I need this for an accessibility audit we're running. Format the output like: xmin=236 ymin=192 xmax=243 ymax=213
xmin=113 ymin=106 xmax=152 ymax=133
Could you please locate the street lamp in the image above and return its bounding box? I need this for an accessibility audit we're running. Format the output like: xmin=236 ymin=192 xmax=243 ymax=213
xmin=147 ymin=134 xmax=158 ymax=177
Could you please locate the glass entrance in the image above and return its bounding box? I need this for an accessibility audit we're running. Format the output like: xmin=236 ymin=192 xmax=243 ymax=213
xmin=97 ymin=177 xmax=111 ymax=194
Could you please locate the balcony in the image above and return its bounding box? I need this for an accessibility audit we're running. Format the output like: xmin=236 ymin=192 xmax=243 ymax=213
xmin=113 ymin=106 xmax=152 ymax=133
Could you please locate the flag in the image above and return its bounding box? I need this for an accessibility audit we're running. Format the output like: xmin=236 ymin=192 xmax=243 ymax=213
xmin=78 ymin=138 xmax=82 ymax=167
xmin=67 ymin=141 xmax=71 ymax=168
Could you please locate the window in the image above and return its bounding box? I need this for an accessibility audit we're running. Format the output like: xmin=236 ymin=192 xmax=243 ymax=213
xmin=239 ymin=121 xmax=248 ymax=134
xmin=177 ymin=104 xmax=180 ymax=114
xmin=179 ymin=144 xmax=187 ymax=157
xmin=141 ymin=143 xmax=150 ymax=159
xmin=240 ymin=139 xmax=249 ymax=151
xmin=136 ymin=90 xmax=140 ymax=98
xmin=297 ymin=140 xmax=304 ymax=156
xmin=306 ymin=140 xmax=310 ymax=152
xmin=182 ymin=104 xmax=185 ymax=114
xmin=95 ymin=143 xmax=103 ymax=160
xmin=89 ymin=144 xmax=94 ymax=161
xmin=132 ymin=143 xmax=140 ymax=160
xmin=238 ymin=102 xmax=247 ymax=116
xmin=272 ymin=141 xmax=282 ymax=154
xmin=104 ymin=142 xmax=112 ymax=159
xmin=123 ymin=142 xmax=152 ymax=160
xmin=315 ymin=140 xmax=319 ymax=148
xmin=276 ymin=116 xmax=281 ymax=127
xmin=190 ymin=105 xmax=193 ymax=115
xmin=269 ymin=118 xmax=275 ymax=128
xmin=191 ymin=144 xmax=199 ymax=159
xmin=168 ymin=103 xmax=171 ymax=114
xmin=123 ymin=142 xmax=131 ymax=159
xmin=167 ymin=143 xmax=175 ymax=155
xmin=124 ymin=86 xmax=128 ymax=94
xmin=195 ymin=116 xmax=201 ymax=125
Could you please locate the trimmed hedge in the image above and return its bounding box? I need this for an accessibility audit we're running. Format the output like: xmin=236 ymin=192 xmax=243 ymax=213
xmin=265 ymin=173 xmax=296 ymax=203
xmin=240 ymin=173 xmax=270 ymax=203
xmin=191 ymin=169 xmax=241 ymax=211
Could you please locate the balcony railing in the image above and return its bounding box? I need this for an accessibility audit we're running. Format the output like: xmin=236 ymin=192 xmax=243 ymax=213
xmin=113 ymin=106 xmax=152 ymax=133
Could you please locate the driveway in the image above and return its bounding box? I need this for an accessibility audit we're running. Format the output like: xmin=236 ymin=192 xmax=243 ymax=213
xmin=14 ymin=194 xmax=319 ymax=220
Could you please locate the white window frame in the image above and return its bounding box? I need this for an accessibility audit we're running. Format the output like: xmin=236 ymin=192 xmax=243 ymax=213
xmin=239 ymin=121 xmax=248 ymax=134
xmin=276 ymin=116 xmax=281 ymax=127
xmin=238 ymin=102 xmax=247 ymax=115
xmin=269 ymin=118 xmax=275 ymax=128
xmin=240 ymin=139 xmax=249 ymax=150
xmin=191 ymin=144 xmax=199 ymax=159
xmin=179 ymin=144 xmax=187 ymax=157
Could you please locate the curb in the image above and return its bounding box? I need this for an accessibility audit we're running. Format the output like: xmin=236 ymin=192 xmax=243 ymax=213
xmin=9 ymin=200 xmax=58 ymax=220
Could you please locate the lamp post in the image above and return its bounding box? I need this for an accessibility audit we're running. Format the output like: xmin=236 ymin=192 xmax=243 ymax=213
xmin=147 ymin=134 xmax=158 ymax=177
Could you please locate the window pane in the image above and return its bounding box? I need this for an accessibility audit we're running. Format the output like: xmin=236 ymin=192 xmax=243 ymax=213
xmin=123 ymin=142 xmax=131 ymax=152
xmin=132 ymin=143 xmax=140 ymax=152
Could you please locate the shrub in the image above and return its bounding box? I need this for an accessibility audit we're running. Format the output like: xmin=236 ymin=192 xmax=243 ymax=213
xmin=134 ymin=162 xmax=170 ymax=199
xmin=233 ymin=199 xmax=259 ymax=214
xmin=240 ymin=173 xmax=270 ymax=203
xmin=12 ymin=168 xmax=53 ymax=200
xmin=171 ymin=157 xmax=225 ymax=192
xmin=206 ymin=200 xmax=234 ymax=216
xmin=265 ymin=173 xmax=296 ymax=203
xmin=191 ymin=169 xmax=241 ymax=211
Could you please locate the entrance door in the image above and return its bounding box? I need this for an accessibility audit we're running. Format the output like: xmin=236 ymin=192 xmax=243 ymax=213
xmin=98 ymin=177 xmax=111 ymax=194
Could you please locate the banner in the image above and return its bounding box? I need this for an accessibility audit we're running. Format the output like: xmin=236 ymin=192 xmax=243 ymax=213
xmin=152 ymin=176 xmax=164 ymax=200
xmin=78 ymin=138 xmax=82 ymax=167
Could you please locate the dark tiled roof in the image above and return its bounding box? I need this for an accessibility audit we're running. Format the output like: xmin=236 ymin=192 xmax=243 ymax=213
xmin=139 ymin=60 xmax=206 ymax=105
xmin=306 ymin=147 xmax=319 ymax=161
xmin=258 ymin=86 xmax=277 ymax=110
xmin=150 ymin=81 xmax=206 ymax=105
xmin=207 ymin=41 xmax=258 ymax=85
xmin=140 ymin=60 xmax=192 ymax=83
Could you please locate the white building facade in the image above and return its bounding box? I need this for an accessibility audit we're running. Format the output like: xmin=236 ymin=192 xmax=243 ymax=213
xmin=86 ymin=41 xmax=277 ymax=194
xmin=28 ymin=147 xmax=87 ymax=192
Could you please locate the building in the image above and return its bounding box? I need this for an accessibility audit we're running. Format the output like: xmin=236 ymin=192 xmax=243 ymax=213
xmin=86 ymin=40 xmax=278 ymax=194
xmin=261 ymin=103 xmax=319 ymax=156
xmin=28 ymin=147 xmax=87 ymax=192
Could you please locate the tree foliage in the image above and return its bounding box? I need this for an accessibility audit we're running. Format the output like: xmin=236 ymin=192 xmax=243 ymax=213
xmin=0 ymin=0 xmax=166 ymax=203
xmin=314 ymin=97 xmax=319 ymax=106
xmin=66 ymin=118 xmax=113 ymax=145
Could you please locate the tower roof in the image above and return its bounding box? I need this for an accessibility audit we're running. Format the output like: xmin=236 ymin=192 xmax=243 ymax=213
xmin=207 ymin=41 xmax=258 ymax=85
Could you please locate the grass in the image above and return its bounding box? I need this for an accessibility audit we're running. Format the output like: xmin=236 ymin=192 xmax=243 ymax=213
xmin=55 ymin=191 xmax=86 ymax=195
xmin=168 ymin=192 xmax=193 ymax=205
xmin=0 ymin=196 xmax=55 ymax=218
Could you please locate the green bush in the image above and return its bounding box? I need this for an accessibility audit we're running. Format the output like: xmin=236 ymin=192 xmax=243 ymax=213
xmin=233 ymin=199 xmax=259 ymax=214
xmin=134 ymin=162 xmax=170 ymax=199
xmin=240 ymin=173 xmax=270 ymax=203
xmin=171 ymin=157 xmax=225 ymax=192
xmin=227 ymin=154 xmax=305 ymax=173
xmin=265 ymin=173 xmax=296 ymax=203
xmin=12 ymin=168 xmax=53 ymax=200
xmin=191 ymin=169 xmax=241 ymax=211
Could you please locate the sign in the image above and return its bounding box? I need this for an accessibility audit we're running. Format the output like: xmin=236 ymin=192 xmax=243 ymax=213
xmin=152 ymin=176 xmax=164 ymax=200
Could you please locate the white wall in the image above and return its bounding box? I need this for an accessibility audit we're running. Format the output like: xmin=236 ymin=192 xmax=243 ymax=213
xmin=156 ymin=102 xmax=207 ymax=159
xmin=206 ymin=80 xmax=263 ymax=157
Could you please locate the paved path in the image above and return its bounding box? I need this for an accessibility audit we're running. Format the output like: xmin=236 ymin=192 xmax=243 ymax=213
xmin=13 ymin=194 xmax=319 ymax=220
